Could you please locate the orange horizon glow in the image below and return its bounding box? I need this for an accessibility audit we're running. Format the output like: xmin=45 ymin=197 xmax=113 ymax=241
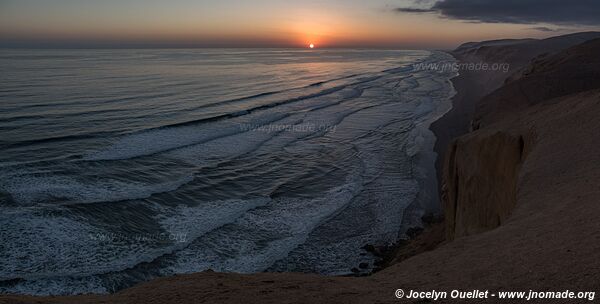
xmin=0 ymin=1 xmax=592 ymax=49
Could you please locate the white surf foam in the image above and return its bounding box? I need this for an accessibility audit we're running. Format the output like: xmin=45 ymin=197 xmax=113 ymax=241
xmin=0 ymin=50 xmax=460 ymax=295
xmin=0 ymin=276 xmax=107 ymax=296
xmin=0 ymin=173 xmax=194 ymax=206
xmin=0 ymin=198 xmax=270 ymax=295
xmin=84 ymin=83 xmax=361 ymax=162
xmin=163 ymin=173 xmax=363 ymax=274
xmin=156 ymin=197 xmax=272 ymax=244
xmin=84 ymin=112 xmax=290 ymax=161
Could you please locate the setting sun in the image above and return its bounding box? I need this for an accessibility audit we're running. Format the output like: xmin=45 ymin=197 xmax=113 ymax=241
xmin=2 ymin=0 xmax=600 ymax=301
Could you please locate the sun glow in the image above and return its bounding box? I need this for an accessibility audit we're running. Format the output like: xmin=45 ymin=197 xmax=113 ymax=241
xmin=309 ymin=43 xmax=315 ymax=49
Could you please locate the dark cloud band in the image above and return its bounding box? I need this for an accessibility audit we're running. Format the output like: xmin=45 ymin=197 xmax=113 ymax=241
xmin=393 ymin=7 xmax=435 ymax=13
xmin=396 ymin=0 xmax=600 ymax=25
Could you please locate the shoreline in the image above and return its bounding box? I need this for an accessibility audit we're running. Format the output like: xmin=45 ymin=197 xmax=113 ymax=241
xmin=429 ymin=51 xmax=510 ymax=188
xmin=364 ymin=49 xmax=460 ymax=272
xmin=360 ymin=50 xmax=462 ymax=275
xmin=0 ymin=49 xmax=455 ymax=295
xmin=0 ymin=50 xmax=459 ymax=301
xmin=0 ymin=51 xmax=514 ymax=302
xmin=354 ymin=50 xmax=458 ymax=275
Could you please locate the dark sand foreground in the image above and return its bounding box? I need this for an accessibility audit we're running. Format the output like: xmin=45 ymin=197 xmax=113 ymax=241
xmin=3 ymin=32 xmax=600 ymax=304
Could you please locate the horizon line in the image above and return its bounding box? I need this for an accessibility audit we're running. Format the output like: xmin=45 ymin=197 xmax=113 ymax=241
xmin=0 ymin=45 xmax=446 ymax=51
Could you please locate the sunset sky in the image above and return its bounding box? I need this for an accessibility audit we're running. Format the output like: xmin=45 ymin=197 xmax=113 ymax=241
xmin=1 ymin=0 xmax=599 ymax=49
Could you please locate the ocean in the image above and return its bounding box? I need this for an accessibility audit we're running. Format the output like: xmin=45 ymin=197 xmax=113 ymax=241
xmin=0 ymin=49 xmax=456 ymax=295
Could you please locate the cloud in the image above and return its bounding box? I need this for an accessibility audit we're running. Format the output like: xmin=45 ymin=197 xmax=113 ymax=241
xmin=530 ymin=26 xmax=561 ymax=32
xmin=529 ymin=26 xmax=575 ymax=33
xmin=393 ymin=7 xmax=435 ymax=13
xmin=395 ymin=0 xmax=600 ymax=25
xmin=393 ymin=0 xmax=437 ymax=13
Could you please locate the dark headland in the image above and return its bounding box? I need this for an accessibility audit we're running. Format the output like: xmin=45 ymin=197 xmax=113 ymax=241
xmin=3 ymin=31 xmax=600 ymax=304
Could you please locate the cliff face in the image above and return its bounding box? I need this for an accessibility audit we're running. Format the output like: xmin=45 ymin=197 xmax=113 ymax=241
xmin=442 ymin=38 xmax=600 ymax=240
xmin=443 ymin=129 xmax=526 ymax=240
xmin=429 ymin=31 xmax=600 ymax=190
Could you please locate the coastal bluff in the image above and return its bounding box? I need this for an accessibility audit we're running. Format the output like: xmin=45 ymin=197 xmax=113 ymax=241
xmin=431 ymin=32 xmax=600 ymax=185
xmin=442 ymin=36 xmax=600 ymax=240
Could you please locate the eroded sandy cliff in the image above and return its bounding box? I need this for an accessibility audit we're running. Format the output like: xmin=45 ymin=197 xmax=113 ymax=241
xmin=442 ymin=38 xmax=600 ymax=240
xmin=443 ymin=129 xmax=526 ymax=240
